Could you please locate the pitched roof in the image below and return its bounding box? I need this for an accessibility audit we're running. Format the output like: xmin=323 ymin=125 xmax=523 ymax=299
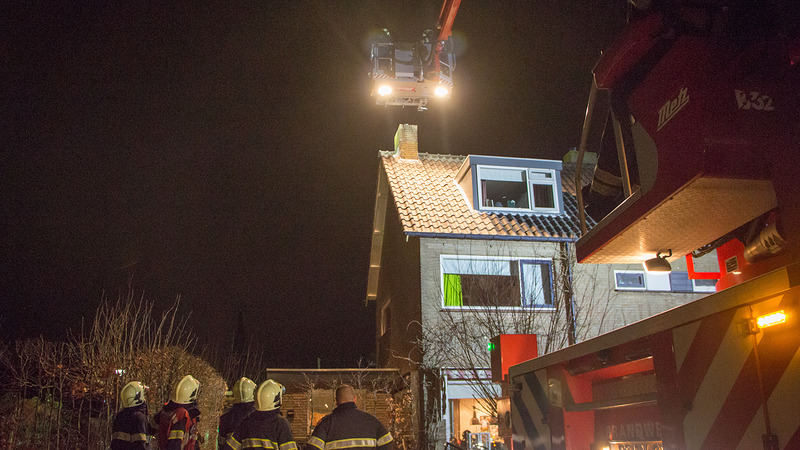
xmin=379 ymin=151 xmax=596 ymax=241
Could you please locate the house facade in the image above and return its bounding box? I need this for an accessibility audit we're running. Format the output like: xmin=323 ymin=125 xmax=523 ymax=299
xmin=366 ymin=124 xmax=716 ymax=448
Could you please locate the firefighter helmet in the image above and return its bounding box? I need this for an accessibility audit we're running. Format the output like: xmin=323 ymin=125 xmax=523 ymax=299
xmin=120 ymin=381 xmax=147 ymax=408
xmin=171 ymin=375 xmax=200 ymax=405
xmin=232 ymin=377 xmax=256 ymax=404
xmin=255 ymin=379 xmax=284 ymax=411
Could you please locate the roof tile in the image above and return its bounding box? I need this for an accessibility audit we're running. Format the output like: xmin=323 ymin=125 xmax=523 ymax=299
xmin=380 ymin=151 xmax=596 ymax=240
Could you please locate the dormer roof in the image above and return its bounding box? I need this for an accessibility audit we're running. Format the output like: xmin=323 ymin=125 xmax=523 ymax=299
xmin=378 ymin=151 xmax=595 ymax=240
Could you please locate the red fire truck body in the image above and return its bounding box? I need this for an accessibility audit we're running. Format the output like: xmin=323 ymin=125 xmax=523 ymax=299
xmin=507 ymin=262 xmax=800 ymax=450
xmin=504 ymin=0 xmax=798 ymax=447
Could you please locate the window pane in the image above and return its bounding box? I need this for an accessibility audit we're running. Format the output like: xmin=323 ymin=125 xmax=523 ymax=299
xmin=380 ymin=302 xmax=391 ymax=335
xmin=443 ymin=274 xmax=463 ymax=306
xmin=482 ymin=180 xmax=529 ymax=209
xmin=460 ymin=274 xmax=520 ymax=307
xmin=310 ymin=390 xmax=335 ymax=434
xmin=442 ymin=257 xmax=522 ymax=307
xmin=532 ymin=184 xmax=555 ymax=209
xmin=521 ymin=261 xmax=552 ymax=306
xmin=481 ymin=167 xmax=525 ymax=182
xmin=615 ymin=272 xmax=645 ymax=289
xmin=442 ymin=258 xmax=512 ymax=276
xmin=669 ymin=271 xmax=693 ymax=292
xmin=693 ymin=279 xmax=717 ymax=292
xmin=480 ymin=168 xmax=529 ymax=209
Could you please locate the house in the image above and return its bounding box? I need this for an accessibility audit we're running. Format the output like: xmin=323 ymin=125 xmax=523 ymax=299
xmin=366 ymin=124 xmax=716 ymax=448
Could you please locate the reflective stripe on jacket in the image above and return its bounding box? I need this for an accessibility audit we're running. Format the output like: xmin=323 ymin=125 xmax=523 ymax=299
xmin=111 ymin=404 xmax=152 ymax=450
xmin=225 ymin=409 xmax=297 ymax=450
xmin=308 ymin=402 xmax=393 ymax=450
xmin=153 ymin=401 xmax=201 ymax=450
xmin=218 ymin=402 xmax=255 ymax=449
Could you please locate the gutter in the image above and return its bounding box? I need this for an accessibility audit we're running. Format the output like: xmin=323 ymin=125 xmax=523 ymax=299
xmin=404 ymin=231 xmax=578 ymax=243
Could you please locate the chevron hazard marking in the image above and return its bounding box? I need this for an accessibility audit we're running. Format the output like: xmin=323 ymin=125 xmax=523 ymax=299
xmin=512 ymin=369 xmax=549 ymax=450
xmin=702 ymin=294 xmax=800 ymax=449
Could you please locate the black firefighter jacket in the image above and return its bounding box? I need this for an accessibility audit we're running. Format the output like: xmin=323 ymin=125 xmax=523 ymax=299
xmin=218 ymin=402 xmax=255 ymax=449
xmin=225 ymin=409 xmax=298 ymax=450
xmin=307 ymin=402 xmax=393 ymax=450
xmin=111 ymin=403 xmax=152 ymax=450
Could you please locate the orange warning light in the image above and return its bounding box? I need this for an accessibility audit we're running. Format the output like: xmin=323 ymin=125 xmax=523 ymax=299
xmin=756 ymin=310 xmax=787 ymax=329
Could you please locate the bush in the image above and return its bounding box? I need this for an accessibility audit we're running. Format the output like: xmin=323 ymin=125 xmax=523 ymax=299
xmin=0 ymin=291 xmax=226 ymax=448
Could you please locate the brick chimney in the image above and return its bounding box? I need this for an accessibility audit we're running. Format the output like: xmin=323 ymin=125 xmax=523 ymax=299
xmin=394 ymin=124 xmax=418 ymax=160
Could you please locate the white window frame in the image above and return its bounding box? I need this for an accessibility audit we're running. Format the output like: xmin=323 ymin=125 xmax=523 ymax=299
xmin=614 ymin=269 xmax=671 ymax=291
xmin=476 ymin=165 xmax=560 ymax=214
xmin=440 ymin=255 xmax=554 ymax=310
xmin=528 ymin=168 xmax=560 ymax=212
xmin=614 ymin=270 xmax=647 ymax=291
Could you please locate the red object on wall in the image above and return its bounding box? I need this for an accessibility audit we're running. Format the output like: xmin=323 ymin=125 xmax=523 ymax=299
xmin=686 ymin=253 xmax=721 ymax=280
xmin=490 ymin=334 xmax=538 ymax=382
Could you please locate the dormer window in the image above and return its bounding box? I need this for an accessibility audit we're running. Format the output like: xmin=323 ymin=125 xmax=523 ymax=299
xmin=456 ymin=155 xmax=564 ymax=215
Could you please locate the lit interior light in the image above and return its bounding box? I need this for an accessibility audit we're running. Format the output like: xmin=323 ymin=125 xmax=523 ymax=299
xmin=434 ymin=86 xmax=449 ymax=97
xmin=377 ymin=85 xmax=393 ymax=96
xmin=757 ymin=310 xmax=787 ymax=329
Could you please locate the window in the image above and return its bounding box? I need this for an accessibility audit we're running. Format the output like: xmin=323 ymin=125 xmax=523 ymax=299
xmin=380 ymin=301 xmax=391 ymax=336
xmin=615 ymin=271 xmax=646 ymax=290
xmin=441 ymin=256 xmax=552 ymax=308
xmin=529 ymin=169 xmax=557 ymax=209
xmin=455 ymin=155 xmax=564 ymax=215
xmin=478 ymin=167 xmax=529 ymax=209
xmin=309 ymin=389 xmax=335 ymax=434
xmin=477 ymin=166 xmax=560 ymax=213
xmin=693 ymin=278 xmax=718 ymax=292
xmin=614 ymin=270 xmax=717 ymax=293
xmin=669 ymin=271 xmax=694 ymax=292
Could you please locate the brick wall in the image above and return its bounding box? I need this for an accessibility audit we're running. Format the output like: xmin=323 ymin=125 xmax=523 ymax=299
xmin=280 ymin=390 xmax=395 ymax=444
xmin=375 ymin=198 xmax=422 ymax=372
xmin=394 ymin=124 xmax=419 ymax=160
xmin=361 ymin=391 xmax=393 ymax=430
xmin=571 ymin=260 xmax=708 ymax=340
xmin=282 ymin=391 xmax=309 ymax=441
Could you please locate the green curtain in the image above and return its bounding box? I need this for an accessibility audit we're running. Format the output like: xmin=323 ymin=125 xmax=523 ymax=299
xmin=444 ymin=274 xmax=463 ymax=306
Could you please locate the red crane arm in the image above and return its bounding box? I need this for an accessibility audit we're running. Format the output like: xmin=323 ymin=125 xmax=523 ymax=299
xmin=436 ymin=0 xmax=462 ymax=42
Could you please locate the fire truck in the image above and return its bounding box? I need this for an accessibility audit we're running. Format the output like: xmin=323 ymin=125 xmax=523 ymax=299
xmin=506 ymin=263 xmax=800 ymax=450
xmin=369 ymin=0 xmax=461 ymax=111
xmin=505 ymin=0 xmax=799 ymax=449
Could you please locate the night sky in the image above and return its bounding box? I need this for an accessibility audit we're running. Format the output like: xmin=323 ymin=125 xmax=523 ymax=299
xmin=2 ymin=1 xmax=626 ymax=367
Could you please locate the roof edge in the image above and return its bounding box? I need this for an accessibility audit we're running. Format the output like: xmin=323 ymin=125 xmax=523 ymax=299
xmin=405 ymin=231 xmax=578 ymax=243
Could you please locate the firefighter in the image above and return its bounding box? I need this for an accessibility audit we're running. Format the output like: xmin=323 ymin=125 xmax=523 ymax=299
xmin=152 ymin=375 xmax=202 ymax=450
xmin=307 ymin=384 xmax=393 ymax=450
xmin=225 ymin=379 xmax=297 ymax=450
xmin=112 ymin=381 xmax=152 ymax=450
xmin=217 ymin=377 xmax=256 ymax=449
